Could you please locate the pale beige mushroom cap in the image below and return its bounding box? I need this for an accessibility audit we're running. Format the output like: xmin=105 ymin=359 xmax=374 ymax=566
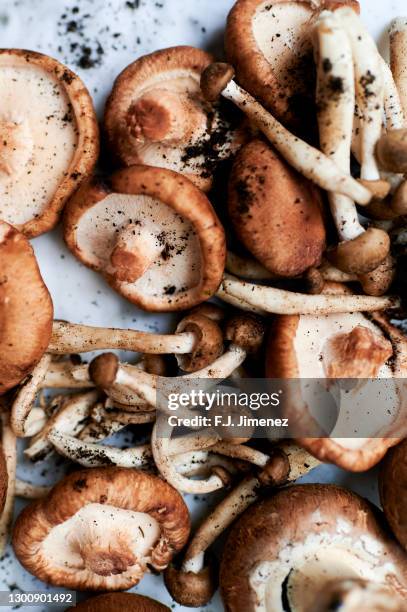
xmin=225 ymin=0 xmax=360 ymax=126
xmin=266 ymin=289 xmax=406 ymax=471
xmin=104 ymin=46 xmax=244 ymax=191
xmin=0 ymin=50 xmax=99 ymax=237
xmin=12 ymin=467 xmax=190 ymax=591
xmin=64 ymin=166 xmax=226 ymax=312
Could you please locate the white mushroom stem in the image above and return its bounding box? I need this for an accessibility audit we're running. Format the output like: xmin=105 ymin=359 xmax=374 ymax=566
xmin=182 ymin=443 xmax=319 ymax=574
xmin=335 ymin=7 xmax=384 ymax=181
xmin=24 ymin=390 xmax=98 ymax=461
xmin=15 ymin=479 xmax=50 ymax=500
xmin=219 ymin=80 xmax=371 ymax=205
xmin=42 ymin=361 xmax=93 ymax=389
xmin=174 ymin=451 xmax=244 ymax=478
xmin=216 ymin=284 xmax=267 ymax=315
xmin=315 ymin=12 xmax=364 ymax=242
xmin=226 ymin=251 xmax=275 ymax=280
xmin=24 ymin=407 xmax=47 ymax=437
xmin=151 ymin=418 xmax=226 ymax=494
xmin=380 ymin=56 xmax=405 ymax=130
xmin=208 ymin=442 xmax=269 ymax=467
xmin=218 ymin=275 xmax=399 ymax=315
xmin=11 ymin=353 xmax=52 ymax=437
xmin=168 ymin=431 xmax=220 ymax=456
xmin=79 ymin=408 xmax=156 ymax=442
xmin=0 ymin=411 xmax=16 ymax=557
xmin=318 ymin=261 xmax=357 ymax=283
xmin=390 ymin=18 xmax=407 ymax=119
xmin=93 ymin=347 xmax=248 ymax=411
xmin=47 ymin=430 xmax=152 ymax=469
xmin=49 ymin=321 xmax=197 ymax=355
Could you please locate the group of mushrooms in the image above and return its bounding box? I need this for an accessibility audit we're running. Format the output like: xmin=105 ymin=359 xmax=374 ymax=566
xmin=2 ymin=0 xmax=407 ymax=610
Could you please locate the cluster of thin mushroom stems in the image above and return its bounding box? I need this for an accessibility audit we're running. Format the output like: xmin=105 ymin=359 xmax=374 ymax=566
xmin=3 ymin=6 xmax=407 ymax=609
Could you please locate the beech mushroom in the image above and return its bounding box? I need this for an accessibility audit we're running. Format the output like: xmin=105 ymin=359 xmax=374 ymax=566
xmin=200 ymin=62 xmax=372 ymax=204
xmin=64 ymin=166 xmax=226 ymax=312
xmin=266 ymin=287 xmax=407 ymax=471
xmin=49 ymin=307 xmax=224 ymax=373
xmin=225 ymin=0 xmax=359 ymax=126
xmin=314 ymin=11 xmax=390 ymax=276
xmin=390 ymin=18 xmax=407 ymax=118
xmin=164 ymin=443 xmax=319 ymax=607
xmin=0 ymin=49 xmax=99 ymax=237
xmin=68 ymin=592 xmax=170 ymax=612
xmin=380 ymin=438 xmax=407 ymax=553
xmin=217 ymin=274 xmax=398 ymax=315
xmin=0 ymin=221 xmax=53 ymax=395
xmin=220 ymin=484 xmax=407 ymax=611
xmin=228 ymin=139 xmax=325 ymax=277
xmin=12 ymin=466 xmax=190 ymax=590
xmin=89 ymin=313 xmax=265 ymax=410
xmin=104 ymin=46 xmax=243 ymax=191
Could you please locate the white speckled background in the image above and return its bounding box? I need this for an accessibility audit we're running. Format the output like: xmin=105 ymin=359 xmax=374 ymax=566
xmin=0 ymin=0 xmax=406 ymax=610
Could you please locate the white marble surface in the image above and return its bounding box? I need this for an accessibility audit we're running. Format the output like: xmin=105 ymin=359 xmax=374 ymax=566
xmin=0 ymin=0 xmax=406 ymax=610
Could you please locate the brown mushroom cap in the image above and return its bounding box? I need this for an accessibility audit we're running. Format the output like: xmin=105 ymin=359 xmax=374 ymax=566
xmin=63 ymin=166 xmax=226 ymax=312
xmin=164 ymin=563 xmax=217 ymax=608
xmin=0 ymin=221 xmax=53 ymax=394
xmin=380 ymin=439 xmax=407 ymax=553
xmin=225 ymin=0 xmax=359 ymax=126
xmin=376 ymin=129 xmax=407 ymax=174
xmin=266 ymin=297 xmax=405 ymax=471
xmin=0 ymin=444 xmax=7 ymax=516
xmin=228 ymin=139 xmax=326 ymax=277
xmin=12 ymin=466 xmax=190 ymax=591
xmin=0 ymin=49 xmax=99 ymax=238
xmin=175 ymin=312 xmax=224 ymax=372
xmin=220 ymin=484 xmax=407 ymax=612
xmin=104 ymin=46 xmax=243 ymax=191
xmin=68 ymin=592 xmax=170 ymax=612
xmin=326 ymin=227 xmax=390 ymax=275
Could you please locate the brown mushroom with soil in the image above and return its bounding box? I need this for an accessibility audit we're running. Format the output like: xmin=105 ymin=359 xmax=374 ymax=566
xmin=228 ymin=139 xmax=326 ymax=278
xmin=225 ymin=0 xmax=359 ymax=126
xmin=0 ymin=221 xmax=53 ymax=395
xmin=67 ymin=592 xmax=170 ymax=611
xmin=64 ymin=166 xmax=226 ymax=312
xmin=380 ymin=438 xmax=407 ymax=553
xmin=12 ymin=466 xmax=190 ymax=591
xmin=220 ymin=484 xmax=407 ymax=611
xmin=0 ymin=50 xmax=99 ymax=237
xmin=266 ymin=284 xmax=407 ymax=471
xmin=104 ymin=46 xmax=243 ymax=191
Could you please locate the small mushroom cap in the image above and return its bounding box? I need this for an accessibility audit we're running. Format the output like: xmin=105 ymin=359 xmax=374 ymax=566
xmin=225 ymin=313 xmax=265 ymax=352
xmin=176 ymin=312 xmax=223 ymax=372
xmin=376 ymin=129 xmax=407 ymax=174
xmin=0 ymin=445 xmax=7 ymax=516
xmin=326 ymin=227 xmax=390 ymax=275
xmin=266 ymin=301 xmax=402 ymax=470
xmin=391 ymin=180 xmax=407 ymax=216
xmin=164 ymin=562 xmax=217 ymax=607
xmin=358 ymin=255 xmax=395 ymax=297
xmin=225 ymin=0 xmax=360 ymax=125
xmin=0 ymin=221 xmax=53 ymax=394
xmin=89 ymin=353 xmax=119 ymax=389
xmin=220 ymin=484 xmax=407 ymax=612
xmin=0 ymin=49 xmax=99 ymax=237
xmin=12 ymin=467 xmax=190 ymax=591
xmin=228 ymin=140 xmax=326 ymax=277
xmin=380 ymin=439 xmax=407 ymax=552
xmin=200 ymin=63 xmax=235 ymax=101
xmin=64 ymin=166 xmax=226 ymax=312
xmin=68 ymin=592 xmax=170 ymax=612
xmin=104 ymin=47 xmax=242 ymax=191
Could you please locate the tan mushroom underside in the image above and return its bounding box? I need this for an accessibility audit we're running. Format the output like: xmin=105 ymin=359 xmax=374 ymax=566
xmin=225 ymin=0 xmax=359 ymax=125
xmin=0 ymin=221 xmax=53 ymax=394
xmin=0 ymin=50 xmax=98 ymax=237
xmin=220 ymin=484 xmax=407 ymax=612
xmin=12 ymin=467 xmax=190 ymax=591
xmin=68 ymin=592 xmax=170 ymax=611
xmin=266 ymin=305 xmax=406 ymax=470
xmin=64 ymin=166 xmax=226 ymax=311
